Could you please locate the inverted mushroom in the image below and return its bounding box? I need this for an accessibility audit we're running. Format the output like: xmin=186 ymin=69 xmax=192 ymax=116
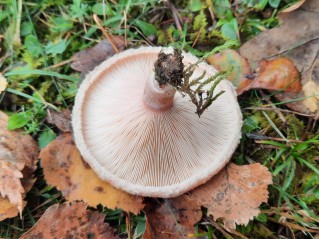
xmin=72 ymin=47 xmax=242 ymax=198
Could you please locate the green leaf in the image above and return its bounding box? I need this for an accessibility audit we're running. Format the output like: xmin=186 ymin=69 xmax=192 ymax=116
xmin=256 ymin=213 xmax=267 ymax=223
xmin=21 ymin=22 xmax=33 ymax=36
xmin=254 ymin=0 xmax=269 ymax=11
xmin=8 ymin=112 xmax=30 ymax=130
xmin=242 ymin=116 xmax=259 ymax=133
xmin=92 ymin=3 xmax=113 ymax=16
xmin=269 ymin=0 xmax=281 ymax=8
xmin=38 ymin=127 xmax=56 ymax=149
xmin=134 ymin=20 xmax=157 ymax=36
xmin=70 ymin=0 xmax=89 ymax=22
xmin=45 ymin=40 xmax=67 ymax=55
xmin=51 ymin=17 xmax=73 ymax=32
xmin=24 ymin=35 xmax=42 ymax=58
xmin=189 ymin=0 xmax=203 ymax=12
xmin=212 ymin=0 xmax=232 ymax=19
xmin=0 ymin=11 xmax=9 ymax=23
xmin=221 ymin=18 xmax=239 ymax=40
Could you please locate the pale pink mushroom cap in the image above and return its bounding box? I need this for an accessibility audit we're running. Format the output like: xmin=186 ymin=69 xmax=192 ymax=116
xmin=72 ymin=47 xmax=242 ymax=198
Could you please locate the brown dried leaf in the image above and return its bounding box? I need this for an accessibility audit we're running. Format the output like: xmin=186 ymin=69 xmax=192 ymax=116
xmin=0 ymin=73 xmax=7 ymax=93
xmin=46 ymin=109 xmax=71 ymax=132
xmin=0 ymin=111 xmax=38 ymax=221
xmin=40 ymin=133 xmax=144 ymax=214
xmin=280 ymin=0 xmax=306 ymax=13
xmin=189 ymin=163 xmax=273 ymax=229
xmin=143 ymin=194 xmax=202 ymax=239
xmin=207 ymin=49 xmax=251 ymax=88
xmin=237 ymin=58 xmax=302 ymax=95
xmin=20 ymin=202 xmax=119 ymax=239
xmin=0 ymin=197 xmax=26 ymax=221
xmin=0 ymin=161 xmax=24 ymax=214
xmin=239 ymin=0 xmax=319 ymax=115
xmin=70 ymin=36 xmax=125 ymax=73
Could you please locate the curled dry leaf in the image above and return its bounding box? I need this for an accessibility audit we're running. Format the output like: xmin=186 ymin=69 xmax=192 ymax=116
xmin=237 ymin=57 xmax=302 ymax=95
xmin=239 ymin=0 xmax=319 ymax=115
xmin=0 ymin=73 xmax=7 ymax=93
xmin=46 ymin=108 xmax=71 ymax=132
xmin=143 ymin=194 xmax=202 ymax=239
xmin=189 ymin=163 xmax=273 ymax=229
xmin=207 ymin=49 xmax=251 ymax=88
xmin=40 ymin=133 xmax=144 ymax=214
xmin=20 ymin=202 xmax=119 ymax=239
xmin=70 ymin=36 xmax=125 ymax=73
xmin=0 ymin=111 xmax=38 ymax=221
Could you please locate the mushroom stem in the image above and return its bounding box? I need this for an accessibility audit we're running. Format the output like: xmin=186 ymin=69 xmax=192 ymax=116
xmin=143 ymin=73 xmax=176 ymax=111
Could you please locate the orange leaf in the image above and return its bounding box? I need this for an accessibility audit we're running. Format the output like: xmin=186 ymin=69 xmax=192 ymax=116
xmin=207 ymin=49 xmax=251 ymax=88
xmin=0 ymin=111 xmax=38 ymax=221
xmin=20 ymin=202 xmax=119 ymax=239
xmin=237 ymin=58 xmax=302 ymax=95
xmin=189 ymin=163 xmax=273 ymax=229
xmin=40 ymin=133 xmax=144 ymax=214
xmin=143 ymin=194 xmax=202 ymax=239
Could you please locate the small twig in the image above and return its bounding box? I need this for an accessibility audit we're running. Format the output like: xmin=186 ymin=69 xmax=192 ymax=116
xmin=123 ymin=10 xmax=128 ymax=47
xmin=260 ymin=90 xmax=287 ymax=125
xmin=167 ymin=1 xmax=182 ymax=31
xmin=130 ymin=26 xmax=154 ymax=46
xmin=204 ymin=217 xmax=234 ymax=239
xmin=192 ymin=26 xmax=203 ymax=48
xmin=0 ymin=53 xmax=10 ymax=67
xmin=93 ymin=14 xmax=119 ymax=53
xmin=254 ymin=37 xmax=319 ymax=62
xmin=243 ymin=107 xmax=314 ymax=117
xmin=45 ymin=59 xmax=73 ymax=70
xmin=255 ymin=137 xmax=304 ymax=143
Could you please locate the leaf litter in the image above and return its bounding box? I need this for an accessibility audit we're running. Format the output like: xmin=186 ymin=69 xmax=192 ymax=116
xmin=0 ymin=111 xmax=38 ymax=221
xmin=207 ymin=50 xmax=301 ymax=95
xmin=143 ymin=195 xmax=202 ymax=239
xmin=239 ymin=0 xmax=319 ymax=115
xmin=20 ymin=202 xmax=119 ymax=239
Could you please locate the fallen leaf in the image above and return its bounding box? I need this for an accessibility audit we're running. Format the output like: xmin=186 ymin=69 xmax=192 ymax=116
xmin=70 ymin=36 xmax=125 ymax=73
xmin=239 ymin=0 xmax=319 ymax=115
xmin=237 ymin=57 xmax=302 ymax=95
xmin=46 ymin=108 xmax=71 ymax=132
xmin=0 ymin=73 xmax=7 ymax=93
xmin=207 ymin=49 xmax=251 ymax=87
xmin=40 ymin=133 xmax=144 ymax=214
xmin=20 ymin=202 xmax=119 ymax=239
xmin=143 ymin=194 xmax=202 ymax=239
xmin=189 ymin=163 xmax=273 ymax=229
xmin=302 ymin=78 xmax=319 ymax=112
xmin=0 ymin=197 xmax=26 ymax=221
xmin=0 ymin=161 xmax=25 ymax=214
xmin=0 ymin=111 xmax=38 ymax=221
xmin=280 ymin=0 xmax=306 ymax=13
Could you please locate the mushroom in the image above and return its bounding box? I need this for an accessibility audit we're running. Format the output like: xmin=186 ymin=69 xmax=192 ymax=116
xmin=72 ymin=47 xmax=242 ymax=198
